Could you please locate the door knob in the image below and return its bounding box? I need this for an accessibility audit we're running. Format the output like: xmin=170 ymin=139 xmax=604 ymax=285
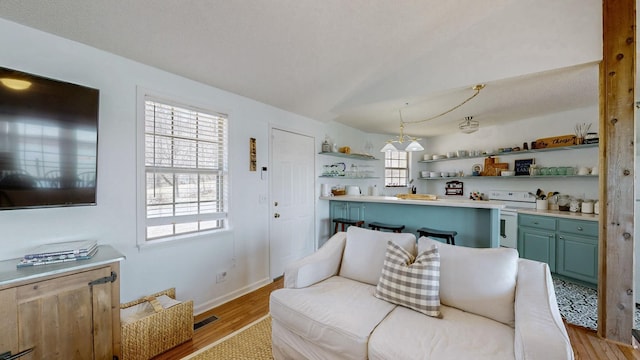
xmin=274 ymin=213 xmax=280 ymax=218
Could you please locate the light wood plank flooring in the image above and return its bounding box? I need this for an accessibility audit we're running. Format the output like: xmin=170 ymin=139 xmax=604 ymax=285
xmin=154 ymin=278 xmax=640 ymax=359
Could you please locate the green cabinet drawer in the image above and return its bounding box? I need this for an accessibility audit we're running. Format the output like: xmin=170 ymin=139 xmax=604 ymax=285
xmin=557 ymin=218 xmax=598 ymax=237
xmin=519 ymin=214 xmax=556 ymax=231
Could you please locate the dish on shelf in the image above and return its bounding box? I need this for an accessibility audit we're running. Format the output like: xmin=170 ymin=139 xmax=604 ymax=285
xmin=471 ymin=164 xmax=483 ymax=174
xmin=432 ymin=154 xmax=446 ymax=160
xmin=501 ymin=170 xmax=516 ymax=176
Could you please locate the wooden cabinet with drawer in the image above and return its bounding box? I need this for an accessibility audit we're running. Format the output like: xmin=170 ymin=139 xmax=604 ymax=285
xmin=0 ymin=246 xmax=124 ymax=360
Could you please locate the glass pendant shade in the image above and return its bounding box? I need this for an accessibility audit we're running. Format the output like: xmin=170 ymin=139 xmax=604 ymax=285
xmin=404 ymin=140 xmax=424 ymax=152
xmin=380 ymin=142 xmax=397 ymax=152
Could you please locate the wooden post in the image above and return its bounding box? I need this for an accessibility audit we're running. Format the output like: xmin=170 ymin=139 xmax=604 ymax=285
xmin=598 ymin=0 xmax=635 ymax=343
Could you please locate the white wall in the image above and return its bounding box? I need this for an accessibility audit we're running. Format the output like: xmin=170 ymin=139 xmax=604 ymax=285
xmin=417 ymin=106 xmax=600 ymax=200
xmin=0 ymin=18 xmax=339 ymax=313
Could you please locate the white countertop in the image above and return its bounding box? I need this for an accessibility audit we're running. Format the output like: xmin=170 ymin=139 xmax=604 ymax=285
xmin=517 ymin=208 xmax=599 ymax=221
xmin=320 ymin=195 xmax=506 ymax=210
xmin=0 ymin=245 xmax=125 ymax=288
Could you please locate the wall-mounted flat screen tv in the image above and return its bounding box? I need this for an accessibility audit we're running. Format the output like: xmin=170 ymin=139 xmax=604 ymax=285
xmin=0 ymin=67 xmax=99 ymax=210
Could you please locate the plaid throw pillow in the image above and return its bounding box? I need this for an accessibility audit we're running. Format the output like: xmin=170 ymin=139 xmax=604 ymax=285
xmin=374 ymin=241 xmax=441 ymax=318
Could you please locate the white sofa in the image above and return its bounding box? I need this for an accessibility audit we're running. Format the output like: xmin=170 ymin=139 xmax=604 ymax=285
xmin=269 ymin=226 xmax=573 ymax=360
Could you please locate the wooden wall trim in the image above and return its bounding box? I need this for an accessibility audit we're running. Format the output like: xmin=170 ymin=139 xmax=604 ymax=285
xmin=598 ymin=0 xmax=636 ymax=344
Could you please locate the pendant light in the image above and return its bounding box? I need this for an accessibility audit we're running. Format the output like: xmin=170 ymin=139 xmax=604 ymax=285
xmin=380 ymin=84 xmax=485 ymax=151
xmin=380 ymin=112 xmax=424 ymax=152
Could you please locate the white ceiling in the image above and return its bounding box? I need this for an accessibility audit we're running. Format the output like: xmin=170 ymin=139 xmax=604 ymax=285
xmin=0 ymin=0 xmax=621 ymax=138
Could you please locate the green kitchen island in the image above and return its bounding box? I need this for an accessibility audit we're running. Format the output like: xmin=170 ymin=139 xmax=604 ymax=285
xmin=321 ymin=195 xmax=505 ymax=248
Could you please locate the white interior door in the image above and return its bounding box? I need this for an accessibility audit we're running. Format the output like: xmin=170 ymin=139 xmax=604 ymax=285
xmin=269 ymin=128 xmax=315 ymax=279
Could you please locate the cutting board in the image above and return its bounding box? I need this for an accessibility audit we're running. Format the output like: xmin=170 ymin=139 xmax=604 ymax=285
xmin=396 ymin=193 xmax=437 ymax=200
xmin=482 ymin=162 xmax=509 ymax=176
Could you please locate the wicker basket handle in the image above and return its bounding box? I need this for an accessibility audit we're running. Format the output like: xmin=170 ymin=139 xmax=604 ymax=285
xmin=144 ymin=296 xmax=164 ymax=312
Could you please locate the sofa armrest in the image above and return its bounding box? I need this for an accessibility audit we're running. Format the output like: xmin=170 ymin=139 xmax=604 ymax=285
xmin=514 ymin=259 xmax=574 ymax=360
xmin=283 ymin=232 xmax=347 ymax=289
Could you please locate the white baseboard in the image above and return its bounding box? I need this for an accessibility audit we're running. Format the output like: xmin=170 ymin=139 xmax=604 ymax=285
xmin=193 ymin=277 xmax=271 ymax=315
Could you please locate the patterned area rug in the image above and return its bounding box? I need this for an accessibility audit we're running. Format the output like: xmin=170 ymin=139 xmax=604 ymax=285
xmin=181 ymin=315 xmax=272 ymax=360
xmin=553 ymin=277 xmax=640 ymax=331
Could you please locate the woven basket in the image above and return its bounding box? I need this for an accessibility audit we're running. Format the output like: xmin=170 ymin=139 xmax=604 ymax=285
xmin=120 ymin=288 xmax=194 ymax=360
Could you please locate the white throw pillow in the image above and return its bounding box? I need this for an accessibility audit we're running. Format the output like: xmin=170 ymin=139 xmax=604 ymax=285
xmin=375 ymin=241 xmax=441 ymax=317
xmin=418 ymin=237 xmax=518 ymax=326
xmin=339 ymin=226 xmax=416 ymax=286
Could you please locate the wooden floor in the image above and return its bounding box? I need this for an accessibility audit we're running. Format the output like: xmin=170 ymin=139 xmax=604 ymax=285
xmin=154 ymin=278 xmax=640 ymax=360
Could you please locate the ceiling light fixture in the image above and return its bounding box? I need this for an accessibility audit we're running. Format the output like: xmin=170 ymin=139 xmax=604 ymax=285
xmin=380 ymin=84 xmax=485 ymax=152
xmin=0 ymin=78 xmax=32 ymax=90
xmin=459 ymin=116 xmax=479 ymax=134
xmin=380 ymin=109 xmax=424 ymax=152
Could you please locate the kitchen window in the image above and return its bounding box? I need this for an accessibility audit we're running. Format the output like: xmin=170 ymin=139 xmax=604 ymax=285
xmin=141 ymin=96 xmax=228 ymax=242
xmin=384 ymin=150 xmax=409 ymax=187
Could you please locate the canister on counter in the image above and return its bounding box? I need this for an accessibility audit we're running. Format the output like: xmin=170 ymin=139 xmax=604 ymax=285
xmin=581 ymin=200 xmax=594 ymax=214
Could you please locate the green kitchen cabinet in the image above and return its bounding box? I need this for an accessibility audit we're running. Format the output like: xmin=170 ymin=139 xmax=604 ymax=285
xmin=330 ymin=201 xmax=365 ymax=222
xmin=518 ymin=220 xmax=556 ymax=272
xmin=556 ymin=219 xmax=598 ymax=285
xmin=518 ymin=214 xmax=598 ymax=285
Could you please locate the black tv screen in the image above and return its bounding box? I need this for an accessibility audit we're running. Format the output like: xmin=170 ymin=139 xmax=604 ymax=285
xmin=0 ymin=67 xmax=99 ymax=210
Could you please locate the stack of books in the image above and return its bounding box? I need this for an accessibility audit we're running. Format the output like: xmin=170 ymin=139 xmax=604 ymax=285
xmin=17 ymin=239 xmax=98 ymax=268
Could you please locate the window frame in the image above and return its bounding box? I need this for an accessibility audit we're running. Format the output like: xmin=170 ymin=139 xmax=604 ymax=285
xmin=136 ymin=88 xmax=229 ymax=246
xmin=384 ymin=150 xmax=410 ymax=187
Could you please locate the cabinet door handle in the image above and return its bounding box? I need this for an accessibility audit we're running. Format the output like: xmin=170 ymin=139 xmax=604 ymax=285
xmin=533 ymin=222 xmax=539 ymax=225
xmin=559 ymin=236 xmax=564 ymax=239
xmin=577 ymin=226 xmax=583 ymax=231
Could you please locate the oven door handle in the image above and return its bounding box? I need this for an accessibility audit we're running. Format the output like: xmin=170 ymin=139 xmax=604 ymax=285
xmin=500 ymin=211 xmax=517 ymax=239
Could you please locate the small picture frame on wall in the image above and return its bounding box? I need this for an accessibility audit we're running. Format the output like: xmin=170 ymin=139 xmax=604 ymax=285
xmin=514 ymin=158 xmax=534 ymax=176
xmin=250 ymin=138 xmax=257 ymax=171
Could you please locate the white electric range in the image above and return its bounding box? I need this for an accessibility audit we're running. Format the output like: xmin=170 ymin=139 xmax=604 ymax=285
xmin=489 ymin=190 xmax=537 ymax=248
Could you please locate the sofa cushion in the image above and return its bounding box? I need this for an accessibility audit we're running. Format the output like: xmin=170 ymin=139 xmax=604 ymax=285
xmin=418 ymin=237 xmax=518 ymax=326
xmin=270 ymin=276 xmax=397 ymax=360
xmin=340 ymin=226 xmax=416 ymax=286
xmin=369 ymin=305 xmax=514 ymax=360
xmin=374 ymin=241 xmax=441 ymax=317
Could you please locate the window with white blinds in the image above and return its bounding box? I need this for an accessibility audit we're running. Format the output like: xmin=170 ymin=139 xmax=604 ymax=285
xmin=144 ymin=98 xmax=228 ymax=240
xmin=384 ymin=150 xmax=409 ymax=187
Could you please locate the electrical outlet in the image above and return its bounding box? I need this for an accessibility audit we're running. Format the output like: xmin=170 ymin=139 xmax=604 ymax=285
xmin=216 ymin=271 xmax=228 ymax=283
